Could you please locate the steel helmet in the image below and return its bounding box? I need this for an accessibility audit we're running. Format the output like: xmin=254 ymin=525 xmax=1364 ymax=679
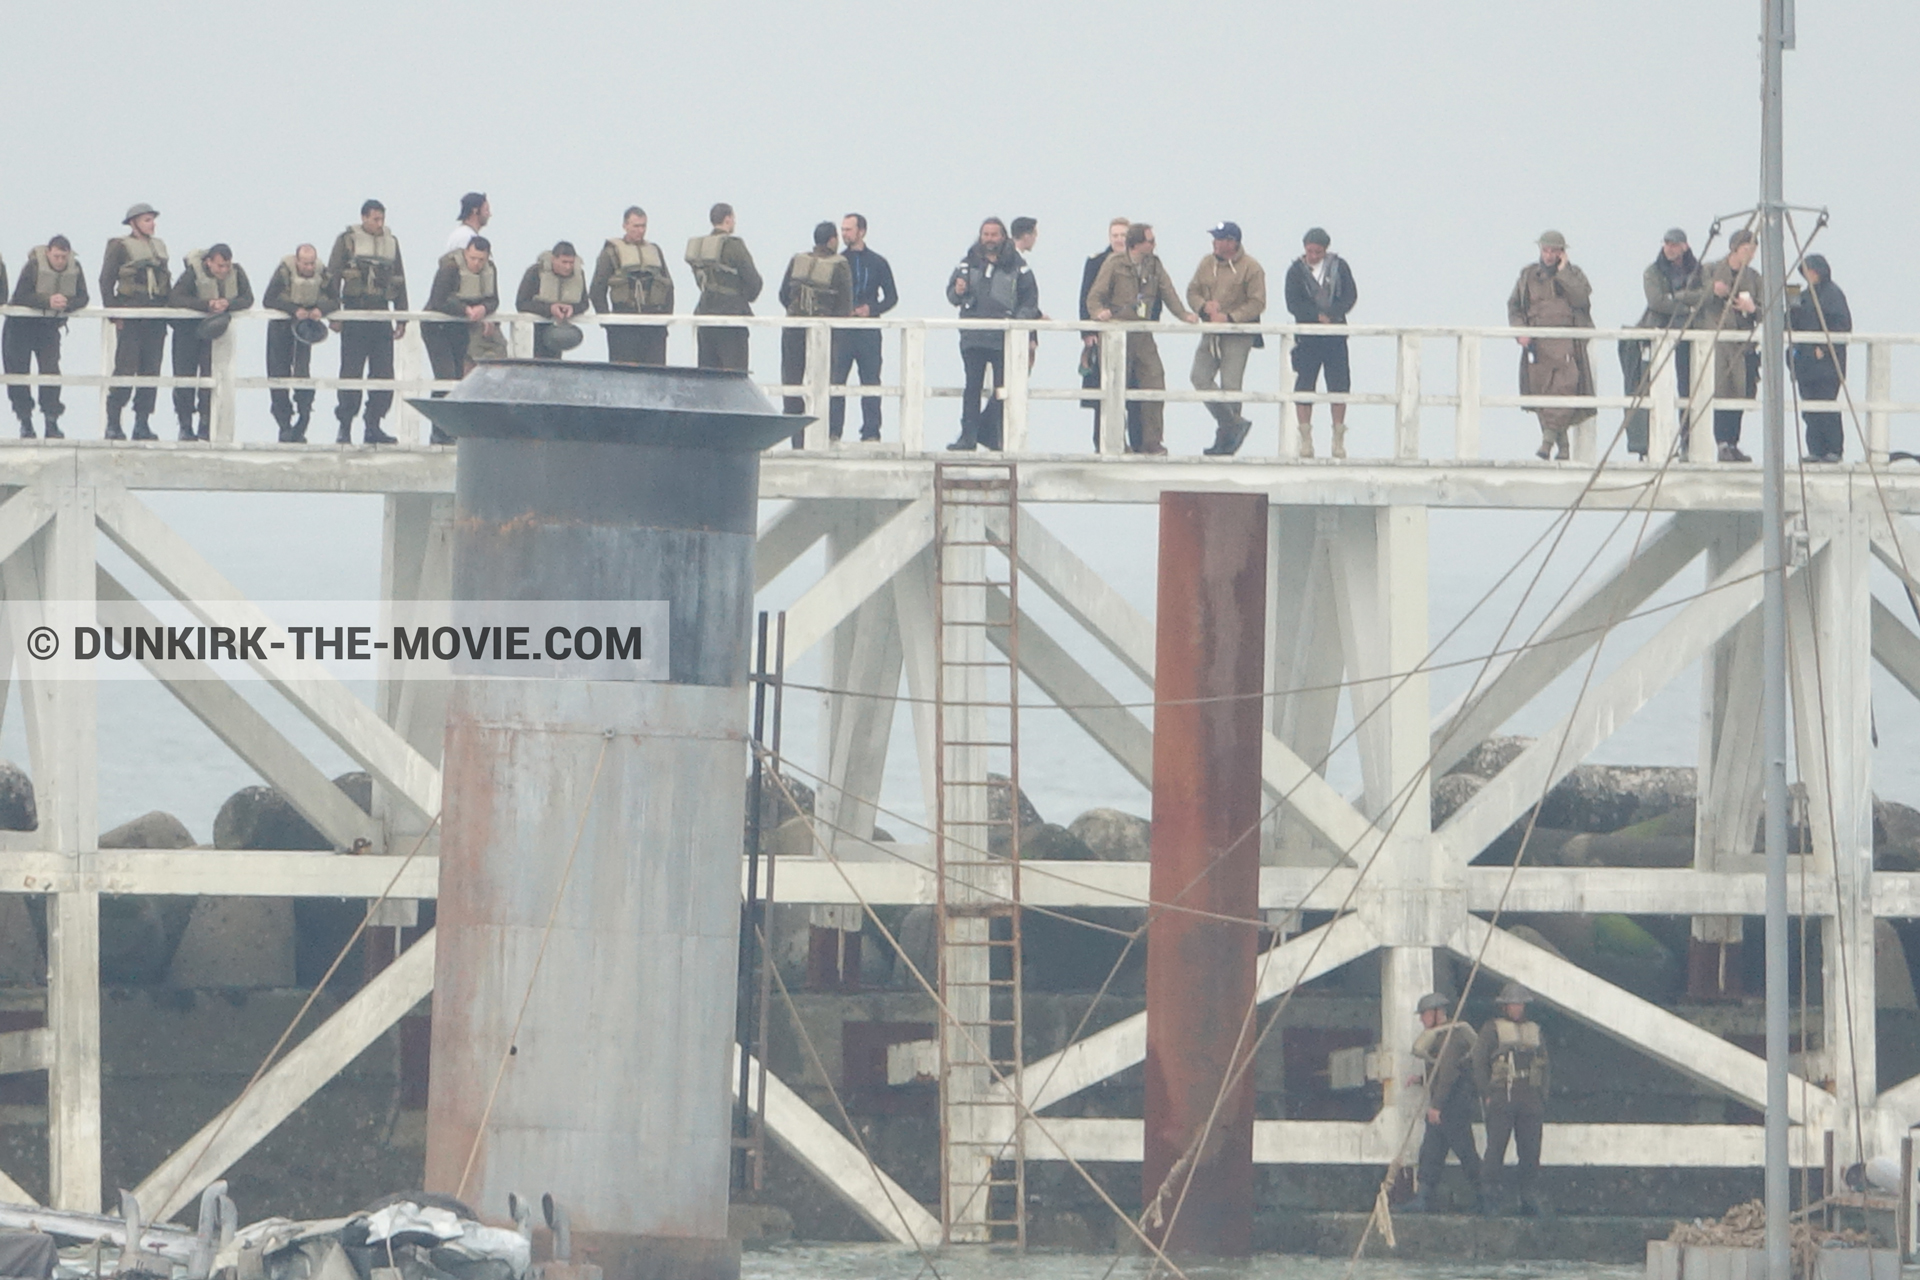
xmin=293 ymin=317 xmax=330 ymax=345
xmin=1496 ymin=982 xmax=1534 ymax=1005
xmin=547 ymin=322 xmax=585 ymax=352
xmin=195 ymin=312 xmax=232 ymax=341
xmin=1416 ymin=993 xmax=1450 ymax=1015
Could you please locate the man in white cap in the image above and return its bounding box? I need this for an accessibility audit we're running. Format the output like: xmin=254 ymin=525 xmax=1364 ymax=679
xmin=1507 ymin=230 xmax=1595 ymax=461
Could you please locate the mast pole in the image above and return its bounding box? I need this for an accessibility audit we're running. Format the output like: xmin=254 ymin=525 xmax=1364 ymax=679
xmin=1760 ymin=0 xmax=1791 ymax=1276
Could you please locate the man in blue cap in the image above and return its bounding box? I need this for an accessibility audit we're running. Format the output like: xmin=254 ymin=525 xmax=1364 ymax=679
xmin=1188 ymin=221 xmax=1266 ymax=456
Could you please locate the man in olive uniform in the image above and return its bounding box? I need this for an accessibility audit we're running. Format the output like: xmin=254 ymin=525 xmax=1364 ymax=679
xmin=687 ymin=202 xmax=762 ymax=372
xmin=1473 ymin=982 xmax=1550 ymax=1215
xmin=427 ymin=237 xmax=503 ymax=409
xmin=262 ymin=244 xmax=336 ymax=442
xmin=590 ymin=206 xmax=674 ymax=366
xmin=1700 ymin=228 xmax=1762 ymax=463
xmin=1085 ymin=223 xmax=1198 ymax=455
xmin=166 ymin=244 xmax=254 ymax=441
xmin=515 ymin=241 xmax=587 ymax=360
xmin=1507 ymin=230 xmax=1595 ymax=462
xmin=327 ymin=199 xmax=407 ymax=445
xmin=5 ymin=235 xmax=88 ymax=439
xmin=778 ymin=222 xmax=853 ymax=436
xmin=1188 ymin=220 xmax=1266 ymax=456
xmin=100 ymin=203 xmax=171 ymax=440
xmin=1405 ymin=993 xmax=1482 ymax=1213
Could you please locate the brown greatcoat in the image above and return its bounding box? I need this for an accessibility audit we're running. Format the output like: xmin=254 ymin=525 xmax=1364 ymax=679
xmin=1507 ymin=260 xmax=1596 ymax=431
xmin=1700 ymin=254 xmax=1763 ymax=400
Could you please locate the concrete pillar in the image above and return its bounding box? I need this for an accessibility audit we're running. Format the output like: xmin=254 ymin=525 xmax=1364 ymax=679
xmin=1142 ymin=492 xmax=1267 ymax=1258
xmin=418 ymin=364 xmax=794 ymax=1280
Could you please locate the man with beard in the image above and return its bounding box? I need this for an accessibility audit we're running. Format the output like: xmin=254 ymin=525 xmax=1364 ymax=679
xmin=1085 ymin=223 xmax=1197 ymax=454
xmin=1621 ymin=228 xmax=1706 ymax=459
xmin=945 ymin=217 xmax=1039 ymax=451
xmin=1699 ymin=228 xmax=1762 ymax=462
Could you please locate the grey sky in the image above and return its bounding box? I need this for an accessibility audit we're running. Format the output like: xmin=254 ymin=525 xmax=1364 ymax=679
xmin=2 ymin=1 xmax=1909 ymax=340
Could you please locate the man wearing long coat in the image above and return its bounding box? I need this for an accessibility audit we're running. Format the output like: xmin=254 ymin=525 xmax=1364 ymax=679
xmin=1508 ymin=230 xmax=1595 ymax=460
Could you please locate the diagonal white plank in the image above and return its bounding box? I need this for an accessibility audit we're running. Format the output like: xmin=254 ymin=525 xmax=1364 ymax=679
xmin=780 ymin=498 xmax=932 ymax=660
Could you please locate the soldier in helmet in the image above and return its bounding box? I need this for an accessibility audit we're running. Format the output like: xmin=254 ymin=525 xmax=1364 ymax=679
xmin=1404 ymin=992 xmax=1482 ymax=1213
xmin=516 ymin=241 xmax=588 ymax=360
xmin=99 ymin=202 xmax=171 ymax=440
xmin=262 ymin=244 xmax=336 ymax=443
xmin=326 ymin=199 xmax=408 ymax=445
xmin=687 ymin=202 xmax=762 ymax=372
xmin=4 ymin=235 xmax=88 ymax=439
xmin=1473 ymin=982 xmax=1551 ymax=1215
xmin=166 ymin=244 xmax=254 ymax=441
xmin=590 ymin=206 xmax=674 ymax=366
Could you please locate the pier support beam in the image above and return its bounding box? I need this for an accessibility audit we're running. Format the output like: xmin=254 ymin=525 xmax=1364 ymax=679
xmin=1142 ymin=492 xmax=1267 ymax=1257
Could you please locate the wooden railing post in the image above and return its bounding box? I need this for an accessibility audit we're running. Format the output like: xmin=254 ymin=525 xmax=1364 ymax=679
xmin=898 ymin=323 xmax=926 ymax=452
xmin=209 ymin=325 xmax=238 ymax=444
xmin=1867 ymin=339 xmax=1892 ymax=464
xmin=1454 ymin=332 xmax=1481 ymax=460
xmin=1002 ymin=325 xmax=1030 ymax=453
xmin=1394 ymin=333 xmax=1422 ymax=459
xmin=804 ymin=321 xmax=832 ymax=449
xmin=1099 ymin=326 xmax=1127 ymax=456
xmin=1649 ymin=332 xmax=1679 ymax=462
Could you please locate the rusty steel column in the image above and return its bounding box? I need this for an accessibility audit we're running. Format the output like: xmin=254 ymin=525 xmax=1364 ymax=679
xmin=415 ymin=363 xmax=793 ymax=1280
xmin=1142 ymin=491 xmax=1268 ymax=1258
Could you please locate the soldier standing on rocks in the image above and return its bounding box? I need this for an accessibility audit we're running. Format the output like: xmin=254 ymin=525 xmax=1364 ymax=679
xmin=1474 ymin=982 xmax=1551 ymax=1215
xmin=1405 ymin=992 xmax=1483 ymax=1213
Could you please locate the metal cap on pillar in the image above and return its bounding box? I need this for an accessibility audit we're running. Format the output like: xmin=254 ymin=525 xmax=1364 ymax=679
xmin=413 ymin=362 xmax=801 ymax=1280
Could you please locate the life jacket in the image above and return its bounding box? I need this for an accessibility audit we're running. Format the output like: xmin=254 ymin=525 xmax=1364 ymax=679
xmin=28 ymin=246 xmax=81 ymax=307
xmin=686 ymin=233 xmax=742 ymax=297
xmin=187 ymin=250 xmax=242 ymax=303
xmin=452 ymin=253 xmax=496 ymax=305
xmin=785 ymin=252 xmax=842 ymax=317
xmin=279 ymin=257 xmax=326 ymax=308
xmin=1488 ymin=1018 xmax=1546 ymax=1090
xmin=340 ymin=225 xmax=400 ymax=301
xmin=533 ymin=252 xmax=586 ymax=308
xmin=604 ymin=238 xmax=670 ymax=309
xmin=1412 ymin=1021 xmax=1472 ymax=1066
xmin=113 ymin=234 xmax=170 ymax=302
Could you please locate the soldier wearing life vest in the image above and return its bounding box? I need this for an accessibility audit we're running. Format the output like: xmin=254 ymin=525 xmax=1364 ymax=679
xmin=687 ymin=202 xmax=762 ymax=372
xmin=777 ymin=222 xmax=853 ymax=433
xmin=4 ymin=236 xmax=88 ymax=439
xmin=325 ymin=199 xmax=408 ymax=445
xmin=426 ymin=237 xmax=503 ymax=435
xmin=590 ymin=206 xmax=674 ymax=366
xmin=1404 ymin=992 xmax=1483 ymax=1214
xmin=1472 ymin=982 xmax=1551 ymax=1215
xmin=99 ymin=203 xmax=171 ymax=440
xmin=516 ymin=241 xmax=588 ymax=360
xmin=262 ymin=245 xmax=337 ymax=442
xmin=166 ymin=244 xmax=254 ymax=441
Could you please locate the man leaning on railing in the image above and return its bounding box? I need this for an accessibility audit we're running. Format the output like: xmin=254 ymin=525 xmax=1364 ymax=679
xmin=4 ymin=235 xmax=86 ymax=440
xmin=167 ymin=244 xmax=253 ymax=442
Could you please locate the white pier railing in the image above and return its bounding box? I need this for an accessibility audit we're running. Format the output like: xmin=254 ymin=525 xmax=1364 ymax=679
xmin=0 ymin=307 xmax=1908 ymax=461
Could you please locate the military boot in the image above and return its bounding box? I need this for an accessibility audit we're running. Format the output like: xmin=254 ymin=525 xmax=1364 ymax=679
xmin=335 ymin=414 xmax=354 ymax=445
xmin=272 ymin=408 xmax=296 ymax=443
xmin=946 ymin=428 xmax=979 ymax=452
xmin=1203 ymin=416 xmax=1252 ymax=457
xmin=177 ymin=413 xmax=198 ymax=442
xmin=1553 ymin=431 xmax=1570 ymax=461
xmin=1297 ymin=423 xmax=1315 ymax=458
xmin=42 ymin=414 xmax=63 ymax=440
xmin=1401 ymin=1192 xmax=1430 ymax=1214
xmin=1535 ymin=429 xmax=1555 ymax=461
xmin=105 ymin=410 xmax=126 ymax=441
xmin=291 ymin=407 xmax=311 ymax=443
xmin=15 ymin=412 xmax=35 ymax=440
xmin=131 ymin=416 xmax=158 ymax=442
xmin=1331 ymin=423 xmax=1348 ymax=459
xmin=363 ymin=418 xmax=397 ymax=446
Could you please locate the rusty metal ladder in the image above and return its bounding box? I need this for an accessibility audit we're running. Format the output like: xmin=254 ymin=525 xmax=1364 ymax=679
xmin=931 ymin=459 xmax=1026 ymax=1246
